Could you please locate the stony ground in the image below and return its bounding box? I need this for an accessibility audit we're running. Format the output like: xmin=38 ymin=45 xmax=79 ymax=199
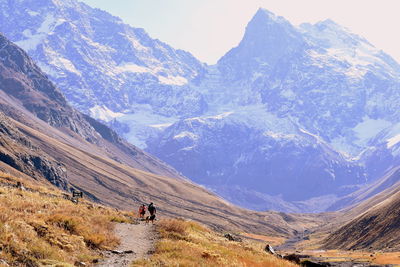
xmin=96 ymin=222 xmax=157 ymax=267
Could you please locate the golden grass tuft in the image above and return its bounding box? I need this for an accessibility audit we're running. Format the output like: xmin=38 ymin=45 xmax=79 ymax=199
xmin=132 ymin=218 xmax=299 ymax=267
xmin=302 ymin=250 xmax=400 ymax=266
xmin=241 ymin=233 xmax=286 ymax=247
xmin=0 ymin=171 xmax=132 ymax=266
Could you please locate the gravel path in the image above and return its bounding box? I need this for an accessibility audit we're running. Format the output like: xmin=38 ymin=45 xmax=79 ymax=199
xmin=96 ymin=222 xmax=157 ymax=267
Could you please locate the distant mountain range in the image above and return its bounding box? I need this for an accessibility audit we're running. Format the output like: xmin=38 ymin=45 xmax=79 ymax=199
xmin=2 ymin=0 xmax=400 ymax=212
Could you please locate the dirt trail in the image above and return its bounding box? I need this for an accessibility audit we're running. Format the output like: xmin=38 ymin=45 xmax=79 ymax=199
xmin=96 ymin=222 xmax=157 ymax=267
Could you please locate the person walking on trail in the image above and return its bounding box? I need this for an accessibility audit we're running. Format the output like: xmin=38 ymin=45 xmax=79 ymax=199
xmin=145 ymin=202 xmax=156 ymax=223
xmin=138 ymin=204 xmax=146 ymax=218
xmin=148 ymin=202 xmax=156 ymax=216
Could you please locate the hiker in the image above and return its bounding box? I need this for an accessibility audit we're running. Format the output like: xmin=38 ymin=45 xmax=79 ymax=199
xmin=138 ymin=204 xmax=146 ymax=218
xmin=148 ymin=202 xmax=156 ymax=216
xmin=146 ymin=202 xmax=156 ymax=223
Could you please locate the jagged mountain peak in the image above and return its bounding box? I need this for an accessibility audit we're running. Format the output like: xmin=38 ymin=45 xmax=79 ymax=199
xmin=315 ymin=18 xmax=340 ymax=28
xmin=251 ymin=8 xmax=286 ymax=24
xmin=217 ymin=8 xmax=306 ymax=81
xmin=242 ymin=8 xmax=303 ymax=46
xmin=301 ymin=18 xmax=373 ymax=50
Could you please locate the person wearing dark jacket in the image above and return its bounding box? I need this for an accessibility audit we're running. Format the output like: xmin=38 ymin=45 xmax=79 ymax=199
xmin=146 ymin=202 xmax=156 ymax=223
xmin=148 ymin=202 xmax=156 ymax=215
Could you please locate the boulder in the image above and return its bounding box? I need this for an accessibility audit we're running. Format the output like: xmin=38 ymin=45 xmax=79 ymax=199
xmin=283 ymin=254 xmax=301 ymax=264
xmin=264 ymin=244 xmax=276 ymax=255
xmin=224 ymin=233 xmax=242 ymax=242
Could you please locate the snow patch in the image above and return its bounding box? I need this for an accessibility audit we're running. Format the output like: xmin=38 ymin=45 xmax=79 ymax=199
xmin=126 ymin=35 xmax=149 ymax=52
xmin=353 ymin=116 xmax=391 ymax=146
xmin=81 ymin=35 xmax=115 ymax=53
xmin=27 ymin=10 xmax=39 ymax=16
xmin=89 ymin=105 xmax=124 ymax=122
xmin=387 ymin=134 xmax=400 ymax=149
xmin=281 ymin=89 xmax=296 ymax=99
xmin=37 ymin=61 xmax=58 ymax=77
xmin=330 ymin=136 xmax=358 ymax=157
xmin=263 ymin=131 xmax=296 ymax=140
xmin=149 ymin=123 xmax=173 ymax=130
xmin=15 ymin=14 xmax=65 ymax=51
xmin=115 ymin=62 xmax=149 ymax=74
xmin=44 ymin=49 xmax=81 ymax=76
xmin=56 ymin=57 xmax=81 ymax=76
xmin=173 ymin=131 xmax=198 ymax=140
xmin=116 ymin=104 xmax=179 ymax=148
xmin=158 ymin=75 xmax=188 ymax=86
xmin=299 ymin=128 xmax=324 ymax=143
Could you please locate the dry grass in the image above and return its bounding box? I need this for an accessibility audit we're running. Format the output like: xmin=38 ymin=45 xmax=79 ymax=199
xmin=297 ymin=250 xmax=400 ymax=266
xmin=132 ymin=218 xmax=299 ymax=267
xmin=240 ymin=233 xmax=286 ymax=246
xmin=0 ymin=172 xmax=134 ymax=266
xmin=374 ymin=252 xmax=400 ymax=265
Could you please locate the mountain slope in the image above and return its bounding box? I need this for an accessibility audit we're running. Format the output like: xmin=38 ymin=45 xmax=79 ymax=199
xmin=0 ymin=172 xmax=133 ymax=266
xmin=147 ymin=111 xmax=365 ymax=205
xmin=327 ymin=165 xmax=400 ymax=211
xmin=0 ymin=32 xmax=182 ymax=180
xmin=0 ymin=32 xmax=326 ymax=235
xmin=323 ymin=182 xmax=400 ymax=250
xmin=0 ymin=0 xmax=207 ymax=118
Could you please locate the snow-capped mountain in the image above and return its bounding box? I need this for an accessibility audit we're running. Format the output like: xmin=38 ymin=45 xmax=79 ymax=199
xmin=147 ymin=9 xmax=400 ymax=211
xmin=146 ymin=109 xmax=366 ymax=206
xmin=0 ymin=0 xmax=207 ymax=119
xmin=2 ymin=2 xmax=400 ymax=212
xmin=217 ymin=9 xmax=400 ymax=155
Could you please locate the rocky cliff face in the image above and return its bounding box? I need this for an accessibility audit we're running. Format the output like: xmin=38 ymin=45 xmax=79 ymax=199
xmin=0 ymin=32 xmax=102 ymax=142
xmin=0 ymin=112 xmax=69 ymax=189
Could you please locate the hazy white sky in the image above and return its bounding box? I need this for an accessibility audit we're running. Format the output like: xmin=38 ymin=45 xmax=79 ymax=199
xmin=80 ymin=0 xmax=400 ymax=64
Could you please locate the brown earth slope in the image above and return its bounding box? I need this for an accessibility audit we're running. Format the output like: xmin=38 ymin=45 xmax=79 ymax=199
xmin=323 ymin=168 xmax=400 ymax=250
xmin=0 ymin=33 xmax=326 ymax=236
xmin=0 ymin=33 xmax=182 ymax=180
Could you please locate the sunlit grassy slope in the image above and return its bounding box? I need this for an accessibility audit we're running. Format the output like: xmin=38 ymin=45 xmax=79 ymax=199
xmin=133 ymin=218 xmax=298 ymax=267
xmin=0 ymin=172 xmax=132 ymax=266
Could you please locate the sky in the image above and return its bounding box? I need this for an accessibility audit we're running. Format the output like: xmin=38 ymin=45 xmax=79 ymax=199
xmin=80 ymin=0 xmax=400 ymax=64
